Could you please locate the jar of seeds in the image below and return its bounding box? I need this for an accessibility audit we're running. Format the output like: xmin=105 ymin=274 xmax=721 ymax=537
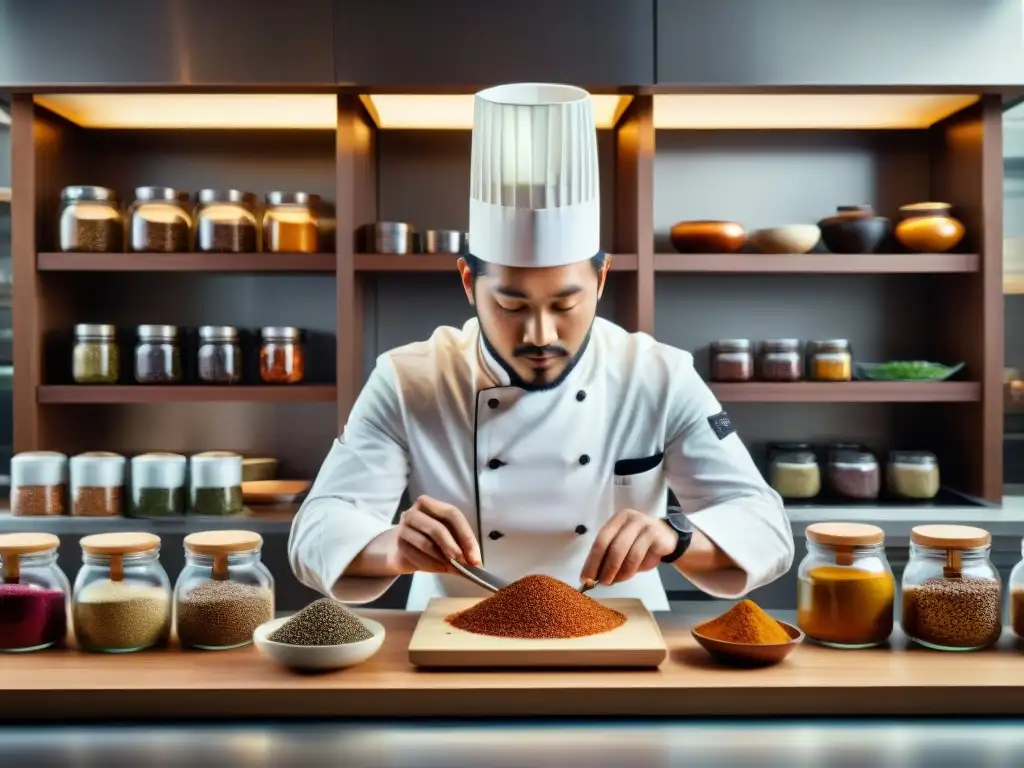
xmin=902 ymin=525 xmax=1002 ymax=651
xmin=128 ymin=187 xmax=192 ymax=253
xmin=59 ymin=186 xmax=124 ymax=253
xmin=0 ymin=533 xmax=70 ymax=652
xmin=70 ymin=451 xmax=126 ymax=517
xmin=195 ymin=189 xmax=259 ymax=253
xmin=73 ymin=323 xmax=120 ymax=384
xmin=129 ymin=453 xmax=187 ymax=518
xmin=197 ymin=326 xmax=242 ymax=384
xmin=189 ymin=452 xmax=244 ymax=516
xmin=11 ymin=451 xmax=67 ymax=516
xmin=259 ymin=326 xmax=305 ymax=384
xmin=174 ymin=530 xmax=274 ymax=650
xmin=72 ymin=532 xmax=172 ymax=653
xmin=262 ymin=191 xmax=320 ymax=253
xmin=134 ymin=324 xmax=181 ymax=384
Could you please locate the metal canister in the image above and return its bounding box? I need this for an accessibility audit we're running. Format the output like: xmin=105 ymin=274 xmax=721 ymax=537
xmin=368 ymin=222 xmax=414 ymax=254
xmin=424 ymin=229 xmax=462 ymax=254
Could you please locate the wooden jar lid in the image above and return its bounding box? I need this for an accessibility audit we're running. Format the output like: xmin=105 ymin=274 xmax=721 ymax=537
xmin=184 ymin=530 xmax=262 ymax=555
xmin=805 ymin=522 xmax=884 ymax=547
xmin=910 ymin=524 xmax=991 ymax=549
xmin=0 ymin=532 xmax=60 ymax=556
xmin=80 ymin=531 xmax=160 ymax=555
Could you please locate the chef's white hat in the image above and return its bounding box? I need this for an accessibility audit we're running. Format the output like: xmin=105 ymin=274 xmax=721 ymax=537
xmin=468 ymin=83 xmax=600 ymax=268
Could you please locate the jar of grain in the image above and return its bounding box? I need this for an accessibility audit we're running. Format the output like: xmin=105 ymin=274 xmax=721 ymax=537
xmin=709 ymin=339 xmax=753 ymax=382
xmin=174 ymin=530 xmax=275 ymax=650
xmin=72 ymin=532 xmax=172 ymax=653
xmin=189 ymin=452 xmax=244 ymax=516
xmin=259 ymin=326 xmax=305 ymax=384
xmin=902 ymin=525 xmax=1001 ymax=651
xmin=11 ymin=451 xmax=67 ymax=516
xmin=73 ymin=323 xmax=120 ymax=384
xmin=0 ymin=533 xmax=70 ymax=652
xmin=195 ymin=189 xmax=259 ymax=253
xmin=769 ymin=449 xmax=820 ymax=500
xmin=887 ymin=450 xmax=940 ymax=500
xmin=70 ymin=451 xmax=125 ymax=517
xmin=760 ymin=339 xmax=803 ymax=382
xmin=134 ymin=324 xmax=182 ymax=384
xmin=797 ymin=523 xmax=894 ymax=649
xmin=59 ymin=186 xmax=124 ymax=253
xmin=129 ymin=453 xmax=187 ymax=518
xmin=128 ymin=187 xmax=192 ymax=253
xmin=197 ymin=326 xmax=242 ymax=385
xmin=262 ymin=191 xmax=320 ymax=253
xmin=809 ymin=339 xmax=853 ymax=381
xmin=827 ymin=449 xmax=880 ymax=500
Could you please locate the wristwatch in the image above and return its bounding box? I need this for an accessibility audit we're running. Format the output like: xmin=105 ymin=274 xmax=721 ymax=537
xmin=660 ymin=512 xmax=694 ymax=564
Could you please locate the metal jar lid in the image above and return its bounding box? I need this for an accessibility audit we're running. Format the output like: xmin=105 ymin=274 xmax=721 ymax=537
xmin=260 ymin=326 xmax=302 ymax=342
xmin=712 ymin=339 xmax=751 ymax=352
xmin=134 ymin=187 xmax=190 ymax=203
xmin=131 ymin=452 xmax=187 ymax=489
xmin=190 ymin=451 xmax=243 ymax=489
xmin=61 ymin=186 xmax=117 ymax=203
xmin=763 ymin=339 xmax=801 ymax=353
xmin=266 ymin=191 xmax=320 ymax=207
xmin=11 ymin=451 xmax=68 ymax=487
xmin=71 ymin=451 xmax=126 ymax=488
xmin=829 ymin=450 xmax=878 ymax=468
xmin=888 ymin=450 xmax=938 ymax=469
xmin=812 ymin=339 xmax=850 ymax=352
xmin=136 ymin=325 xmax=179 ymax=342
xmin=74 ymin=323 xmax=116 ymax=340
xmin=197 ymin=189 xmax=258 ymax=206
xmin=198 ymin=325 xmax=239 ymax=342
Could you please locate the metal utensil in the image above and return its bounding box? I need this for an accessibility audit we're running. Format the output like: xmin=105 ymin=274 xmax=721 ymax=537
xmin=578 ymin=578 xmax=598 ymax=595
xmin=448 ymin=559 xmax=509 ymax=593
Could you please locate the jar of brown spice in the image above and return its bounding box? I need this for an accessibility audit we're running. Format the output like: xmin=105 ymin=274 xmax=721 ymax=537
xmin=760 ymin=339 xmax=803 ymax=382
xmin=195 ymin=189 xmax=259 ymax=253
xmin=710 ymin=339 xmax=753 ymax=382
xmin=11 ymin=452 xmax=67 ymax=516
xmin=827 ymin=450 xmax=880 ymax=500
xmin=263 ymin=191 xmax=320 ymax=253
xmin=70 ymin=452 xmax=126 ymax=517
xmin=59 ymin=186 xmax=124 ymax=253
xmin=129 ymin=187 xmax=193 ymax=253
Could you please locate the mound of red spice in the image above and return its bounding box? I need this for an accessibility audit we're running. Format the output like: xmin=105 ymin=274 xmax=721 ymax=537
xmin=446 ymin=574 xmax=627 ymax=639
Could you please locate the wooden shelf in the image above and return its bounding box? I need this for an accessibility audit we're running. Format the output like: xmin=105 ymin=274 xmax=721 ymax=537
xmin=656 ymin=253 xmax=980 ymax=274
xmin=37 ymin=252 xmax=336 ymax=273
xmin=37 ymin=385 xmax=337 ymax=404
xmin=354 ymin=253 xmax=639 ymax=272
xmin=710 ymin=381 xmax=981 ymax=403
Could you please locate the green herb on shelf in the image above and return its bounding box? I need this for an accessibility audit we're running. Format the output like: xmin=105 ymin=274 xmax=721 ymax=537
xmin=191 ymin=485 xmax=244 ymax=516
xmin=855 ymin=361 xmax=965 ymax=382
xmin=131 ymin=486 xmax=185 ymax=518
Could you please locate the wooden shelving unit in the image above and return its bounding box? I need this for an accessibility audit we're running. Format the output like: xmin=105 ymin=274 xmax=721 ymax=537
xmin=710 ymin=382 xmax=981 ymax=404
xmin=36 ymin=385 xmax=337 ymax=405
xmin=353 ymin=253 xmax=640 ymax=273
xmin=37 ymin=252 xmax=336 ymax=273
xmin=656 ymin=253 xmax=981 ymax=274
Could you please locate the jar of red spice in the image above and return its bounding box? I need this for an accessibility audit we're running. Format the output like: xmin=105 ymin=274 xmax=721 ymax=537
xmin=760 ymin=339 xmax=803 ymax=382
xmin=710 ymin=339 xmax=753 ymax=382
xmin=259 ymin=326 xmax=305 ymax=384
xmin=0 ymin=533 xmax=69 ymax=652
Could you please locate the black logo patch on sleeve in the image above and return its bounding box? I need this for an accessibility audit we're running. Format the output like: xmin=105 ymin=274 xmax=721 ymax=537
xmin=707 ymin=411 xmax=735 ymax=441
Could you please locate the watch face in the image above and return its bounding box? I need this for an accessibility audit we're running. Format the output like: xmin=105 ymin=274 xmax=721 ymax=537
xmin=666 ymin=511 xmax=692 ymax=533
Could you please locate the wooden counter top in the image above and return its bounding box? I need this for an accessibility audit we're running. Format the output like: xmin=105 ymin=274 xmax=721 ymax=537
xmin=4 ymin=607 xmax=1024 ymax=719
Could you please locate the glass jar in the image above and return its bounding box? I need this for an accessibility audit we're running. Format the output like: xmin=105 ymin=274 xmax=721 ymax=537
xmin=70 ymin=451 xmax=126 ymax=517
xmin=72 ymin=532 xmax=172 ymax=653
xmin=129 ymin=453 xmax=187 ymax=518
xmin=902 ymin=525 xmax=1001 ymax=651
xmin=797 ymin=523 xmax=894 ymax=648
xmin=11 ymin=451 xmax=67 ymax=516
xmin=134 ymin=324 xmax=182 ymax=384
xmin=59 ymin=186 xmax=124 ymax=253
xmin=197 ymin=326 xmax=242 ymax=384
xmin=809 ymin=339 xmax=853 ymax=382
xmin=260 ymin=326 xmax=305 ymax=384
xmin=262 ymin=191 xmax=320 ymax=253
xmin=760 ymin=339 xmax=803 ymax=382
xmin=1007 ymin=538 xmax=1024 ymax=639
xmin=887 ymin=450 xmax=940 ymax=500
xmin=195 ymin=189 xmax=259 ymax=253
xmin=128 ymin=187 xmax=192 ymax=253
xmin=73 ymin=323 xmax=119 ymax=384
xmin=710 ymin=339 xmax=753 ymax=382
xmin=174 ymin=530 xmax=275 ymax=650
xmin=0 ymin=533 xmax=70 ymax=652
xmin=769 ymin=450 xmax=820 ymax=500
xmin=827 ymin=450 xmax=880 ymax=500
xmin=190 ymin=452 xmax=244 ymax=516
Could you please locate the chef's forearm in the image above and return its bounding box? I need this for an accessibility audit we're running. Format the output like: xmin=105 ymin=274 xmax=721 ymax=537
xmin=343 ymin=527 xmax=407 ymax=578
xmin=674 ymin=529 xmax=738 ymax=576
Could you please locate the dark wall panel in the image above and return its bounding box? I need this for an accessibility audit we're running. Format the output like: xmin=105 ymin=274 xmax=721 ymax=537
xmin=335 ymin=0 xmax=655 ymax=86
xmin=657 ymin=0 xmax=1024 ymax=86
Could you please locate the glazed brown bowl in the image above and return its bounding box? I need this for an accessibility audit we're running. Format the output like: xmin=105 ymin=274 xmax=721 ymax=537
xmin=895 ymin=202 xmax=965 ymax=253
xmin=691 ymin=620 xmax=804 ymax=667
xmin=669 ymin=220 xmax=746 ymax=253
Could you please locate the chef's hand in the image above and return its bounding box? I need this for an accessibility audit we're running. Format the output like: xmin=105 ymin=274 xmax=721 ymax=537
xmin=580 ymin=509 xmax=677 ymax=587
xmin=395 ymin=495 xmax=483 ymax=574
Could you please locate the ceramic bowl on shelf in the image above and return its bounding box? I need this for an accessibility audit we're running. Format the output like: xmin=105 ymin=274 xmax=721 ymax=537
xmin=894 ymin=202 xmax=965 ymax=253
xmin=748 ymin=225 xmax=821 ymax=254
xmin=242 ymin=479 xmax=311 ymax=504
xmin=691 ymin=621 xmax=803 ymax=667
xmin=254 ymin=615 xmax=386 ymax=672
xmin=817 ymin=205 xmax=891 ymax=254
xmin=669 ymin=220 xmax=746 ymax=253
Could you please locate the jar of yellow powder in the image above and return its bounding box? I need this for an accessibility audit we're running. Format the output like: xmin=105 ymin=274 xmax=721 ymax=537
xmin=809 ymin=339 xmax=853 ymax=382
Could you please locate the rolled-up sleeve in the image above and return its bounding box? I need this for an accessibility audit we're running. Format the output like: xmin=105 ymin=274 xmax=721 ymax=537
xmin=288 ymin=357 xmax=410 ymax=604
xmin=664 ymin=353 xmax=794 ymax=598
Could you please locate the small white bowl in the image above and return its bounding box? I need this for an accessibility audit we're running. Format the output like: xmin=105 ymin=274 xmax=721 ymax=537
xmin=749 ymin=224 xmax=822 ymax=254
xmin=253 ymin=615 xmax=386 ymax=671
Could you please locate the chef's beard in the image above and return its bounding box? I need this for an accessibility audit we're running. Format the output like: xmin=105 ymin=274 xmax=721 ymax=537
xmin=479 ymin=319 xmax=595 ymax=392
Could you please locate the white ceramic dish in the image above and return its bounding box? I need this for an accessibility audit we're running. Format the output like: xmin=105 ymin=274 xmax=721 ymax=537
xmin=749 ymin=224 xmax=821 ymax=254
xmin=253 ymin=615 xmax=386 ymax=671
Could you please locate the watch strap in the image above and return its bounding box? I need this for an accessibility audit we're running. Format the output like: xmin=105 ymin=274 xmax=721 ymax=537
xmin=660 ymin=515 xmax=693 ymax=564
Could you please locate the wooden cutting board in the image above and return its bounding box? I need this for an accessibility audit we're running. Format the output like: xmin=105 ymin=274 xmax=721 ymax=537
xmin=408 ymin=597 xmax=668 ymax=668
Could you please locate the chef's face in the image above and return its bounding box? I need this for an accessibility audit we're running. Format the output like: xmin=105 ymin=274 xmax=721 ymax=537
xmin=459 ymin=256 xmax=610 ymax=386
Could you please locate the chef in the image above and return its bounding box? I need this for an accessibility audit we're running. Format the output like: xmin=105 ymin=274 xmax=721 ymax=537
xmin=289 ymin=83 xmax=794 ymax=611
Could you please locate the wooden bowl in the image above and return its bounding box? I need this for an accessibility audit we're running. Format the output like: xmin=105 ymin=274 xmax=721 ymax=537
xmin=669 ymin=220 xmax=746 ymax=253
xmin=748 ymin=225 xmax=821 ymax=254
xmin=691 ymin=620 xmax=804 ymax=667
xmin=242 ymin=479 xmax=311 ymax=504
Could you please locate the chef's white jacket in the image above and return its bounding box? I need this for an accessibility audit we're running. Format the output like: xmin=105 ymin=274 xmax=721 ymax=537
xmin=289 ymin=317 xmax=794 ymax=611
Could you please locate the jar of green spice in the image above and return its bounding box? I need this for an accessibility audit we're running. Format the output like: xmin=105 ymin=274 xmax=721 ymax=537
xmin=129 ymin=453 xmax=187 ymax=518
xmin=73 ymin=324 xmax=119 ymax=384
xmin=189 ymin=452 xmax=244 ymax=516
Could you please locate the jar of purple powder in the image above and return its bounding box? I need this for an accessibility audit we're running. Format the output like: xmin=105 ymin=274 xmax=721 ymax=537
xmin=0 ymin=532 xmax=69 ymax=652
